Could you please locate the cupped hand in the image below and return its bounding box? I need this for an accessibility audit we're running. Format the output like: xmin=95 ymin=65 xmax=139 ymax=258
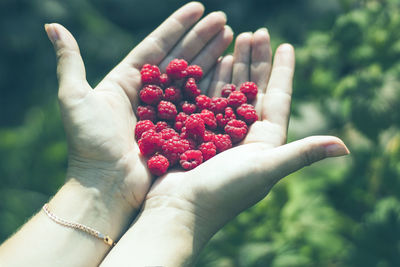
xmin=140 ymin=29 xmax=350 ymax=240
xmin=45 ymin=2 xmax=233 ymax=210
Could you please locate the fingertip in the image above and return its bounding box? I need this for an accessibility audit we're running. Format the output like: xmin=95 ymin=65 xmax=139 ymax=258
xmin=253 ymin=28 xmax=270 ymax=44
xmin=44 ymin=23 xmax=59 ymax=44
xmin=277 ymin=43 xmax=294 ymax=53
xmin=223 ymin=25 xmax=234 ymax=43
xmin=184 ymin=1 xmax=205 ymax=14
xmin=322 ymin=137 xmax=350 ymax=157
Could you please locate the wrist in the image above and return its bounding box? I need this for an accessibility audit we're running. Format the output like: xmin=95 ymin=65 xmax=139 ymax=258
xmin=101 ymin=196 xmax=213 ymax=267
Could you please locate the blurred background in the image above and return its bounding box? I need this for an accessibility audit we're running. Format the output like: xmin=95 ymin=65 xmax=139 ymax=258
xmin=1 ymin=0 xmax=400 ymax=266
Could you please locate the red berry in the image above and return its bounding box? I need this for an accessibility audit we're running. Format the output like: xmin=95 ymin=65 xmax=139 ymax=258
xmin=160 ymin=128 xmax=179 ymax=140
xmin=198 ymin=142 xmax=217 ymax=161
xmin=224 ymin=119 xmax=248 ymax=143
xmin=166 ymin=59 xmax=188 ymax=80
xmin=135 ymin=120 xmax=155 ymax=140
xmin=140 ymin=64 xmax=161 ymax=84
xmin=221 ymin=84 xmax=236 ymax=98
xmin=155 ymin=121 xmax=170 ymax=132
xmin=159 ymin=73 xmax=171 ymax=87
xmin=200 ymin=109 xmax=217 ymax=130
xmin=137 ymin=105 xmax=156 ymax=122
xmin=203 ymin=130 xmax=215 ymax=142
xmin=209 ymin=97 xmax=228 ymax=114
xmin=180 ymin=150 xmax=203 ymax=170
xmin=195 ymin=95 xmax=211 ymax=111
xmin=239 ymin=82 xmax=258 ymax=102
xmin=236 ymin=104 xmax=258 ymax=124
xmin=181 ymin=101 xmax=197 ymax=114
xmin=174 ymin=112 xmax=188 ymax=132
xmin=164 ymin=86 xmax=182 ymax=104
xmin=185 ymin=65 xmax=203 ymax=81
xmin=213 ymin=134 xmax=232 ymax=153
xmin=228 ymin=91 xmax=247 ymax=108
xmin=161 ymin=136 xmax=190 ymax=166
xmin=140 ymin=85 xmax=163 ymax=106
xmin=147 ymin=155 xmax=169 ymax=176
xmin=138 ymin=130 xmax=164 ymax=156
xmin=216 ymin=107 xmax=237 ymax=129
xmin=184 ymin=78 xmax=201 ymax=99
xmin=157 ymin=101 xmax=177 ymax=121
xmin=184 ymin=114 xmax=205 ymax=142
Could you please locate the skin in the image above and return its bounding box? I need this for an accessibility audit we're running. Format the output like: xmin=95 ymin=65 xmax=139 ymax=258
xmin=101 ymin=12 xmax=349 ymax=267
xmin=0 ymin=2 xmax=232 ymax=266
xmin=0 ymin=2 xmax=349 ymax=266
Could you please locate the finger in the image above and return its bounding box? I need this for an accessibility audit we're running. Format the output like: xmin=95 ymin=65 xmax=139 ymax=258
xmin=251 ymin=28 xmax=272 ymax=92
xmin=261 ymin=44 xmax=295 ymax=132
xmin=207 ymin=55 xmax=233 ymax=97
xmin=159 ymin=11 xmax=227 ymax=71
xmin=190 ymin=25 xmax=233 ymax=75
xmin=122 ymin=2 xmax=205 ymax=68
xmin=250 ymin=28 xmax=272 ymax=115
xmin=198 ymin=65 xmax=214 ymax=94
xmin=261 ymin=136 xmax=350 ymax=185
xmin=45 ymin=23 xmax=90 ymax=102
xmin=231 ymin=32 xmax=252 ymax=86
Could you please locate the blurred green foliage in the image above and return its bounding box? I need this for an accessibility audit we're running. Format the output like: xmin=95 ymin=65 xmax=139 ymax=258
xmin=1 ymin=0 xmax=400 ymax=266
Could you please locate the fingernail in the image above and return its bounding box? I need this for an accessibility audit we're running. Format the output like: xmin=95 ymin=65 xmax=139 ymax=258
xmin=44 ymin=23 xmax=59 ymax=43
xmin=325 ymin=143 xmax=350 ymax=157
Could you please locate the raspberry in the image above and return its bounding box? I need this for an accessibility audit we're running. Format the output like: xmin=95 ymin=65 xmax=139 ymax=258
xmin=237 ymin=104 xmax=258 ymax=124
xmin=155 ymin=121 xmax=170 ymax=132
xmin=166 ymin=59 xmax=188 ymax=80
xmin=140 ymin=64 xmax=161 ymax=84
xmin=164 ymin=86 xmax=182 ymax=104
xmin=221 ymin=84 xmax=236 ymax=98
xmin=180 ymin=150 xmax=203 ymax=170
xmin=184 ymin=114 xmax=205 ymax=142
xmin=157 ymin=101 xmax=177 ymax=121
xmin=224 ymin=119 xmax=248 ymax=143
xmin=209 ymin=97 xmax=228 ymax=114
xmin=135 ymin=120 xmax=155 ymax=140
xmin=140 ymin=85 xmax=163 ymax=106
xmin=159 ymin=73 xmax=171 ymax=87
xmin=185 ymin=65 xmax=203 ymax=81
xmin=200 ymin=109 xmax=217 ymax=130
xmin=147 ymin=155 xmax=169 ymax=176
xmin=195 ymin=95 xmax=211 ymax=111
xmin=174 ymin=112 xmax=188 ymax=132
xmin=228 ymin=91 xmax=247 ymax=108
xmin=181 ymin=101 xmax=197 ymax=114
xmin=198 ymin=142 xmax=217 ymax=161
xmin=161 ymin=136 xmax=190 ymax=166
xmin=160 ymin=128 xmax=179 ymax=140
xmin=239 ymin=82 xmax=258 ymax=102
xmin=203 ymin=130 xmax=215 ymax=142
xmin=216 ymin=107 xmax=237 ymax=129
xmin=137 ymin=105 xmax=156 ymax=122
xmin=184 ymin=78 xmax=201 ymax=99
xmin=213 ymin=134 xmax=232 ymax=153
xmin=138 ymin=129 xmax=164 ymax=156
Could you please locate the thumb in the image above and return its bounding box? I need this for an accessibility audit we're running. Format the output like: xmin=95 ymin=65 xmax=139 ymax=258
xmin=45 ymin=23 xmax=89 ymax=102
xmin=263 ymin=136 xmax=350 ymax=181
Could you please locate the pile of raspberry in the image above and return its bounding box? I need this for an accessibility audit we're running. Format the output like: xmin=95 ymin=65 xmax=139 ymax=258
xmin=135 ymin=59 xmax=258 ymax=176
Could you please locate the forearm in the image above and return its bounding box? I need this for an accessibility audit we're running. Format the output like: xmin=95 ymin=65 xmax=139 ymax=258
xmin=0 ymin=171 xmax=136 ymax=267
xmin=100 ymin=196 xmax=212 ymax=267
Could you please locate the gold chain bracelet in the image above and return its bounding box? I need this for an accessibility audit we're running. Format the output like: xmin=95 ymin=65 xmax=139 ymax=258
xmin=42 ymin=203 xmax=116 ymax=247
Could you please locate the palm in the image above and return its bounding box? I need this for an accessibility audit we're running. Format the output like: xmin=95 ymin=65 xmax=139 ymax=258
xmin=145 ymin=30 xmax=296 ymax=229
xmin=51 ymin=3 xmax=232 ymax=209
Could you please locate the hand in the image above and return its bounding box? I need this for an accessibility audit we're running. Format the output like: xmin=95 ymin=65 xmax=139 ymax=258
xmin=45 ymin=2 xmax=232 ymax=210
xmin=101 ymin=29 xmax=349 ymax=266
xmin=0 ymin=3 xmax=233 ymax=267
